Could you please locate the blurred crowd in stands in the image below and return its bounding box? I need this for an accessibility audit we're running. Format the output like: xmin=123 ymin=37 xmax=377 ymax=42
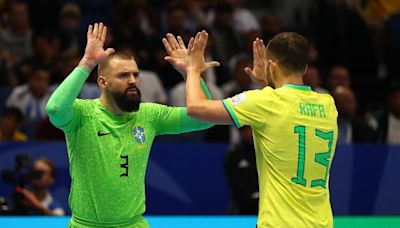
xmin=0 ymin=0 xmax=399 ymax=145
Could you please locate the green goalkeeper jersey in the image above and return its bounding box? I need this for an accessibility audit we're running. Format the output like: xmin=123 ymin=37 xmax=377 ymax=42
xmin=46 ymin=67 xmax=212 ymax=227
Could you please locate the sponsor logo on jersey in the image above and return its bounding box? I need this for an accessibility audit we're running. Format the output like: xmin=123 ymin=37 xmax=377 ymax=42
xmin=97 ymin=131 xmax=111 ymax=136
xmin=132 ymin=126 xmax=146 ymax=143
xmin=231 ymin=93 xmax=246 ymax=106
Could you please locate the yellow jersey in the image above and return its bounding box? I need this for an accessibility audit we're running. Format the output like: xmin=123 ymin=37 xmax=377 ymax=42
xmin=223 ymin=84 xmax=338 ymax=228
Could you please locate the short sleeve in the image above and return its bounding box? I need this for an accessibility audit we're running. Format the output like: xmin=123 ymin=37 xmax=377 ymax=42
xmin=223 ymin=88 xmax=273 ymax=128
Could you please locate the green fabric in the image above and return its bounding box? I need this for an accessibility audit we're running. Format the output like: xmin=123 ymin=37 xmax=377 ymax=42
xmin=60 ymin=100 xmax=212 ymax=226
xmin=68 ymin=215 xmax=149 ymax=228
xmin=334 ymin=216 xmax=400 ymax=228
xmin=283 ymin=84 xmax=312 ymax=91
xmin=222 ymin=100 xmax=241 ymax=128
xmin=46 ymin=68 xmax=213 ymax=227
xmin=200 ymin=79 xmax=212 ymax=99
xmin=46 ymin=67 xmax=89 ymax=129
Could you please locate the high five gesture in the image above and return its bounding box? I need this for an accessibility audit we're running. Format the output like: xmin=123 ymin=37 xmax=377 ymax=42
xmin=79 ymin=23 xmax=115 ymax=72
xmin=162 ymin=32 xmax=219 ymax=78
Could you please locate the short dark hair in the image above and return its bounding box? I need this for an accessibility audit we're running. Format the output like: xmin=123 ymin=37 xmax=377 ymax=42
xmin=267 ymin=32 xmax=309 ymax=74
xmin=98 ymin=51 xmax=135 ymax=76
xmin=1 ymin=107 xmax=24 ymax=123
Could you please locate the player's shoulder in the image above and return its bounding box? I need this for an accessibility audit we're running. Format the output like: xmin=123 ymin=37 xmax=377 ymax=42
xmin=137 ymin=102 xmax=170 ymax=116
xmin=314 ymin=92 xmax=338 ymax=116
xmin=315 ymin=91 xmax=334 ymax=99
xmin=238 ymin=87 xmax=274 ymax=99
xmin=315 ymin=92 xmax=336 ymax=105
xmin=72 ymin=99 xmax=101 ymax=116
xmin=257 ymin=86 xmax=274 ymax=94
xmin=139 ymin=102 xmax=165 ymax=111
xmin=73 ymin=98 xmax=96 ymax=108
xmin=226 ymin=87 xmax=274 ymax=106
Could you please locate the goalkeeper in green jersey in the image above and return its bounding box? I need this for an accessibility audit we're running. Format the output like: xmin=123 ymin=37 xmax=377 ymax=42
xmin=46 ymin=23 xmax=219 ymax=228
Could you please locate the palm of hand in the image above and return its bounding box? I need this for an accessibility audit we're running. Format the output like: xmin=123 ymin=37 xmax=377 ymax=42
xmin=253 ymin=61 xmax=266 ymax=80
xmin=85 ymin=40 xmax=108 ymax=63
xmin=187 ymin=50 xmax=206 ymax=70
xmin=170 ymin=48 xmax=190 ymax=73
xmin=163 ymin=32 xmax=219 ymax=75
xmin=170 ymin=48 xmax=207 ymax=74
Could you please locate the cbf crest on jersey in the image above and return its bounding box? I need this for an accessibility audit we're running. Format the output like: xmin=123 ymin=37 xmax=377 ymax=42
xmin=132 ymin=126 xmax=146 ymax=143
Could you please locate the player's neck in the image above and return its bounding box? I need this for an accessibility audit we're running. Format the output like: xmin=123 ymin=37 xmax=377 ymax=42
xmin=99 ymin=94 xmax=124 ymax=115
xmin=275 ymin=74 xmax=304 ymax=88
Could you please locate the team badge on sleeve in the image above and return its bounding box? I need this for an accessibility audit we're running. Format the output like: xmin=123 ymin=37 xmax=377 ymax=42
xmin=231 ymin=93 xmax=247 ymax=106
xmin=132 ymin=126 xmax=146 ymax=143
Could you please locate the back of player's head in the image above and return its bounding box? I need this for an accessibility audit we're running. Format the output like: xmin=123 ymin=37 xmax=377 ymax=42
xmin=266 ymin=32 xmax=309 ymax=75
xmin=98 ymin=51 xmax=135 ymax=76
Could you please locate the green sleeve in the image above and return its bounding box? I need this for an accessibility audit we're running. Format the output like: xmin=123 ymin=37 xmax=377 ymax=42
xmin=200 ymin=79 xmax=212 ymax=99
xmin=46 ymin=67 xmax=89 ymax=132
xmin=155 ymin=79 xmax=213 ymax=134
xmin=156 ymin=106 xmax=213 ymax=135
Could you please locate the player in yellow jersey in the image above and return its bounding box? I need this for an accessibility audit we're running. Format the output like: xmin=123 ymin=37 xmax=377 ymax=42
xmin=165 ymin=31 xmax=338 ymax=227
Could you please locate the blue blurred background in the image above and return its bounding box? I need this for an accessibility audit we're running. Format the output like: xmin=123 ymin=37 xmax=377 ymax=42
xmin=1 ymin=142 xmax=400 ymax=215
xmin=1 ymin=0 xmax=400 ymax=226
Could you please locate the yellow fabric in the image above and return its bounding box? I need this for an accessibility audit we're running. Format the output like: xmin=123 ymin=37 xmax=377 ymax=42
xmin=364 ymin=0 xmax=400 ymax=20
xmin=0 ymin=131 xmax=27 ymax=141
xmin=223 ymin=84 xmax=338 ymax=228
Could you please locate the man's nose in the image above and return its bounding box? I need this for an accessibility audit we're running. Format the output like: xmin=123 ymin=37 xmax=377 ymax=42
xmin=128 ymin=74 xmax=137 ymax=84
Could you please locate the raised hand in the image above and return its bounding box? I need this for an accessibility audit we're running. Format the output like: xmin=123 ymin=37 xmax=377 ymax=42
xmin=80 ymin=22 xmax=115 ymax=71
xmin=162 ymin=32 xmax=219 ymax=78
xmin=244 ymin=38 xmax=268 ymax=87
xmin=186 ymin=31 xmax=210 ymax=73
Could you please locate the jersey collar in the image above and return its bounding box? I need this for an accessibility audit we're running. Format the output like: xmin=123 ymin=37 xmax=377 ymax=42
xmin=95 ymin=99 xmax=134 ymax=121
xmin=283 ymin=84 xmax=312 ymax=91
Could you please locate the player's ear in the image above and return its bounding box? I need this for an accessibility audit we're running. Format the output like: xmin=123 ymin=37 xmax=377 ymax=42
xmin=97 ymin=75 xmax=107 ymax=89
xmin=268 ymin=59 xmax=276 ymax=74
xmin=303 ymin=64 xmax=308 ymax=76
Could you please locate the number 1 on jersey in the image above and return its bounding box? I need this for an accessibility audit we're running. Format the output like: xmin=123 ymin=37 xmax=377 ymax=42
xmin=292 ymin=126 xmax=307 ymax=186
xmin=292 ymin=125 xmax=334 ymax=188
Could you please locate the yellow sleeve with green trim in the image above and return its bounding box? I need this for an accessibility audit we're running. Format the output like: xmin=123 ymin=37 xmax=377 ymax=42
xmin=223 ymin=88 xmax=274 ymax=128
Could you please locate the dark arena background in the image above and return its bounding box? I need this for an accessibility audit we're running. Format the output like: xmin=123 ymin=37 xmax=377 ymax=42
xmin=1 ymin=0 xmax=400 ymax=227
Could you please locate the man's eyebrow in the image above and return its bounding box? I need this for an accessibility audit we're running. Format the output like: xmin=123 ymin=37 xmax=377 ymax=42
xmin=118 ymin=70 xmax=139 ymax=75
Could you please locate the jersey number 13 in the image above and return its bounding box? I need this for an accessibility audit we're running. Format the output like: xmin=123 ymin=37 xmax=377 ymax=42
xmin=291 ymin=125 xmax=334 ymax=188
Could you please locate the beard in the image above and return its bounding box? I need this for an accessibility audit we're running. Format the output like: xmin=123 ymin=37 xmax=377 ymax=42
xmin=110 ymin=85 xmax=141 ymax=112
